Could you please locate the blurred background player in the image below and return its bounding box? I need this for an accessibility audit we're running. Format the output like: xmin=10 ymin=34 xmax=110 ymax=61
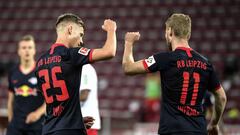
xmin=7 ymin=35 xmax=45 ymax=135
xmin=122 ymin=13 xmax=227 ymax=135
xmin=0 ymin=0 xmax=239 ymax=134
xmin=35 ymin=13 xmax=116 ymax=135
xmin=80 ymin=64 xmax=101 ymax=135
xmin=143 ymin=73 xmax=161 ymax=122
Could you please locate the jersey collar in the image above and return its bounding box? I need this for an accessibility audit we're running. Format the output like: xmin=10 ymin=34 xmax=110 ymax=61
xmin=19 ymin=63 xmax=36 ymax=75
xmin=175 ymin=47 xmax=193 ymax=57
xmin=175 ymin=47 xmax=192 ymax=51
xmin=50 ymin=43 xmax=66 ymax=54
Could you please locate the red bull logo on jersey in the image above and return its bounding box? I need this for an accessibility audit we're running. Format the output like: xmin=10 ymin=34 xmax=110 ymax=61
xmin=15 ymin=85 xmax=37 ymax=97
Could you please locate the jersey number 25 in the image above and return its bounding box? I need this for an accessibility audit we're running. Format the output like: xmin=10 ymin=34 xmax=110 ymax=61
xmin=38 ymin=66 xmax=69 ymax=104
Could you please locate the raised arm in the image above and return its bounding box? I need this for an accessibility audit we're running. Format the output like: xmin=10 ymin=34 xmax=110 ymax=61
xmin=91 ymin=19 xmax=117 ymax=62
xmin=122 ymin=32 xmax=147 ymax=75
xmin=207 ymin=86 xmax=227 ymax=135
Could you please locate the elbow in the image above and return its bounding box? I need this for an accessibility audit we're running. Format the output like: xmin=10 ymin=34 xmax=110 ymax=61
xmin=221 ymin=94 xmax=227 ymax=104
xmin=122 ymin=64 xmax=134 ymax=75
xmin=105 ymin=50 xmax=116 ymax=59
xmin=220 ymin=89 xmax=227 ymax=104
xmin=124 ymin=70 xmax=133 ymax=75
xmin=108 ymin=51 xmax=116 ymax=58
xmin=216 ymin=92 xmax=227 ymax=105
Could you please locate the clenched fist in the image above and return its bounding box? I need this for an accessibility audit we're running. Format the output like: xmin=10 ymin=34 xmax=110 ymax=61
xmin=207 ymin=124 xmax=219 ymax=135
xmin=125 ymin=32 xmax=140 ymax=43
xmin=102 ymin=19 xmax=117 ymax=32
xmin=83 ymin=116 xmax=95 ymax=129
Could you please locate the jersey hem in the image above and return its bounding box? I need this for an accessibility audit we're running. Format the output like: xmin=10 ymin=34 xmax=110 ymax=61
xmin=158 ymin=130 xmax=207 ymax=134
xmin=43 ymin=127 xmax=86 ymax=135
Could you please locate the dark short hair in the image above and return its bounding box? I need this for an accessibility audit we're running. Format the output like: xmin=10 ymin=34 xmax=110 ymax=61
xmin=19 ymin=35 xmax=35 ymax=42
xmin=56 ymin=13 xmax=84 ymax=29
xmin=165 ymin=13 xmax=191 ymax=40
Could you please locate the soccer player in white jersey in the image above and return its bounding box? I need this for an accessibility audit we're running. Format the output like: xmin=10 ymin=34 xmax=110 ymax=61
xmin=80 ymin=64 xmax=101 ymax=135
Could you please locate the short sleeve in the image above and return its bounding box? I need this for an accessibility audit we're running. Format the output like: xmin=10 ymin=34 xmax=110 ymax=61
xmin=143 ymin=52 xmax=170 ymax=72
xmin=8 ymin=72 xmax=14 ymax=92
xmin=69 ymin=47 xmax=94 ymax=67
xmin=208 ymin=66 xmax=221 ymax=92
xmin=80 ymin=65 xmax=97 ymax=91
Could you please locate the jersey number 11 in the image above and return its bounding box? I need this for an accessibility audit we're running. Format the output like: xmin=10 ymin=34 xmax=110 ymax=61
xmin=180 ymin=72 xmax=200 ymax=106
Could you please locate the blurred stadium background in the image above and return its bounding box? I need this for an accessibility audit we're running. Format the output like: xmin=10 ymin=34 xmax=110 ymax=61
xmin=0 ymin=0 xmax=239 ymax=134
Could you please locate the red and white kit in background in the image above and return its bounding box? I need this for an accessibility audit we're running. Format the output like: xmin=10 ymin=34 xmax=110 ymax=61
xmin=80 ymin=64 xmax=101 ymax=135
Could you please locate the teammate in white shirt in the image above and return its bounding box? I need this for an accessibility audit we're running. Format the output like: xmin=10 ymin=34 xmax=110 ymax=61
xmin=80 ymin=64 xmax=101 ymax=135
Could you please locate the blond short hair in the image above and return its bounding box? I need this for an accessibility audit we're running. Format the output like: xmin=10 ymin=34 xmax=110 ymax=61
xmin=165 ymin=13 xmax=191 ymax=40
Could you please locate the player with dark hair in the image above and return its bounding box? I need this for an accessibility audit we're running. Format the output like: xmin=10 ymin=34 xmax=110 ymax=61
xmin=122 ymin=13 xmax=227 ymax=135
xmin=7 ymin=35 xmax=45 ymax=135
xmin=35 ymin=13 xmax=117 ymax=135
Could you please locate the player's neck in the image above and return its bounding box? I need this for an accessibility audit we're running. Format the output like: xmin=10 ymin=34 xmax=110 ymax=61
xmin=20 ymin=59 xmax=35 ymax=74
xmin=55 ymin=36 xmax=69 ymax=48
xmin=172 ymin=38 xmax=190 ymax=51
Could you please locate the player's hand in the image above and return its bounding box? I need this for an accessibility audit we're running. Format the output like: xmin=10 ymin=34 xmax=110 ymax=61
xmin=25 ymin=111 xmax=41 ymax=124
xmin=83 ymin=116 xmax=95 ymax=129
xmin=102 ymin=19 xmax=117 ymax=32
xmin=125 ymin=32 xmax=140 ymax=43
xmin=207 ymin=124 xmax=219 ymax=135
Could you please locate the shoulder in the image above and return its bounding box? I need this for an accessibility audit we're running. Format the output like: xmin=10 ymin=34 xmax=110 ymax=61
xmin=150 ymin=52 xmax=173 ymax=62
xmin=194 ymin=50 xmax=209 ymax=60
xmin=155 ymin=52 xmax=172 ymax=57
xmin=69 ymin=47 xmax=91 ymax=55
xmin=8 ymin=64 xmax=19 ymax=75
xmin=192 ymin=50 xmax=212 ymax=64
xmin=36 ymin=51 xmax=49 ymax=62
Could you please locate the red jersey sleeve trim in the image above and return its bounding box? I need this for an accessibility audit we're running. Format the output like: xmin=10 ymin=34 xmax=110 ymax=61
xmin=50 ymin=43 xmax=66 ymax=55
xmin=214 ymin=84 xmax=221 ymax=91
xmin=142 ymin=60 xmax=150 ymax=72
xmin=89 ymin=49 xmax=94 ymax=63
xmin=176 ymin=47 xmax=193 ymax=58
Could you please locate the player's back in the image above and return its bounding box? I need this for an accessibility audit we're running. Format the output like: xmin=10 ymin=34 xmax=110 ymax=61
xmin=36 ymin=43 xmax=93 ymax=134
xmin=146 ymin=47 xmax=220 ymax=134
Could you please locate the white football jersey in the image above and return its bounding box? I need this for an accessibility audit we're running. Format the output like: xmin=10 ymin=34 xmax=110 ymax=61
xmin=80 ymin=64 xmax=101 ymax=129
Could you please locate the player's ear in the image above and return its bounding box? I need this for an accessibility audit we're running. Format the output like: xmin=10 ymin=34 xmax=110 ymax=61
xmin=169 ymin=27 xmax=173 ymax=37
xmin=17 ymin=43 xmax=21 ymax=56
xmin=33 ymin=46 xmax=36 ymax=56
xmin=17 ymin=48 xmax=21 ymax=56
xmin=67 ymin=25 xmax=73 ymax=35
xmin=167 ymin=27 xmax=173 ymax=44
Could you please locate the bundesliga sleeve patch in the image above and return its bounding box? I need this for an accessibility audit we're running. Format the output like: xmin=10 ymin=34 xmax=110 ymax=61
xmin=78 ymin=47 xmax=90 ymax=56
xmin=145 ymin=55 xmax=156 ymax=67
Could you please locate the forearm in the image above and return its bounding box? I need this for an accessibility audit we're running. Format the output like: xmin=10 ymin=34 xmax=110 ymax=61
xmin=35 ymin=103 xmax=46 ymax=116
xmin=211 ymin=93 xmax=226 ymax=125
xmin=91 ymin=30 xmax=116 ymax=61
xmin=7 ymin=101 xmax=13 ymax=122
xmin=103 ymin=30 xmax=117 ymax=57
xmin=122 ymin=41 xmax=135 ymax=72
